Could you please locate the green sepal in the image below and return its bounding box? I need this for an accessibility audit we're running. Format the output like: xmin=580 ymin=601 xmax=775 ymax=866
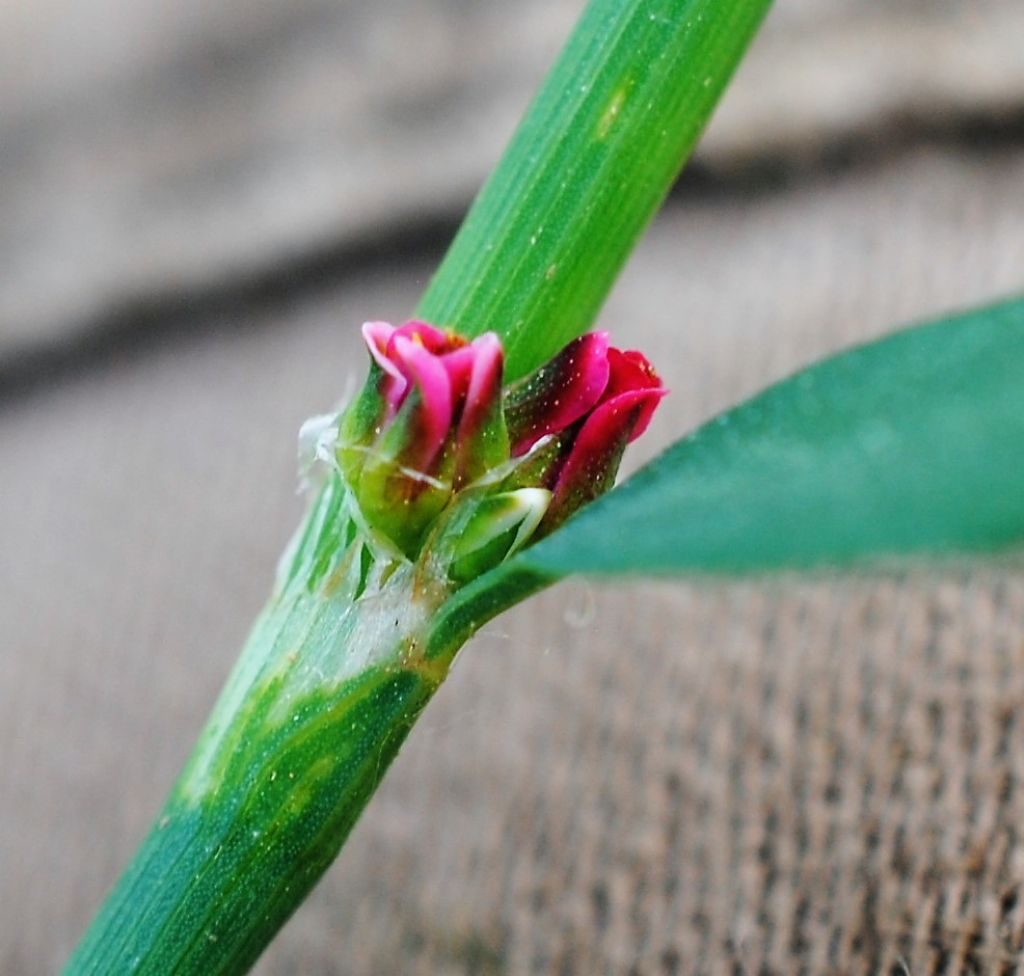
xmin=354 ymin=389 xmax=455 ymax=558
xmin=337 ymin=359 xmax=388 ymax=487
xmin=454 ymin=389 xmax=511 ymax=490
xmin=447 ymin=487 xmax=551 ymax=583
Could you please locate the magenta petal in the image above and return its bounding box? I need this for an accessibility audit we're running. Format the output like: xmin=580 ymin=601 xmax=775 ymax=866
xmin=546 ymin=387 xmax=667 ymax=525
xmin=391 ymin=335 xmax=454 ymax=471
xmin=362 ymin=321 xmax=399 ymax=378
xmin=565 ymin=387 xmax=666 ymax=476
xmin=451 ymin=333 xmax=506 ymax=487
xmin=604 ymin=348 xmax=665 ymax=442
xmin=362 ymin=320 xmax=407 ymax=412
xmin=506 ymin=332 xmax=612 ymax=455
xmin=458 ymin=334 xmax=504 ymax=441
xmin=625 ymin=391 xmax=662 ymax=443
xmin=389 ymin=320 xmax=454 ymax=356
xmin=362 ymin=320 xmax=395 ymax=358
xmin=440 ymin=345 xmax=476 ymax=404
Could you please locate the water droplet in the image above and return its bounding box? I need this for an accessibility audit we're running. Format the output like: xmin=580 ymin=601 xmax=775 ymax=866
xmin=564 ymin=584 xmax=597 ymax=629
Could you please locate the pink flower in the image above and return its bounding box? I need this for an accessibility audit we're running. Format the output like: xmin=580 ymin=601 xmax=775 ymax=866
xmin=339 ymin=320 xmax=508 ymax=555
xmin=361 ymin=320 xmax=505 ymax=485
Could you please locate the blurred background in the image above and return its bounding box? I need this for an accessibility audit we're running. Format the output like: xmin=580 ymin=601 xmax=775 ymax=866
xmin=3 ymin=0 xmax=1024 ymax=972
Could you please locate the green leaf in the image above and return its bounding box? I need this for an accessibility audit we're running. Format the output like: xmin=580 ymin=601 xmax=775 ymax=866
xmin=415 ymin=0 xmax=772 ymax=380
xmin=514 ymin=296 xmax=1024 ymax=576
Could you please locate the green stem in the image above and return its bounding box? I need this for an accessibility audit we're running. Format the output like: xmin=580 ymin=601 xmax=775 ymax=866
xmin=417 ymin=0 xmax=772 ymax=379
xmin=66 ymin=476 xmax=457 ymax=974
xmin=65 ymin=477 xmax=539 ymax=975
xmin=67 ymin=657 xmax=434 ymax=975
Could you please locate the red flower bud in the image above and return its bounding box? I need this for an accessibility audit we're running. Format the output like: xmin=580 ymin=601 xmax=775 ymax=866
xmin=502 ymin=334 xmax=666 ymax=534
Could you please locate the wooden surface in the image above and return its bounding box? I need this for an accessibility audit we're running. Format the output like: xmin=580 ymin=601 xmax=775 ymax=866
xmin=3 ymin=2 xmax=1024 ymax=973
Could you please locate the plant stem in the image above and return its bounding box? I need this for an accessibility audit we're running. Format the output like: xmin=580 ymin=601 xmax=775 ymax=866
xmin=417 ymin=0 xmax=772 ymax=379
xmin=65 ymin=475 xmax=454 ymax=974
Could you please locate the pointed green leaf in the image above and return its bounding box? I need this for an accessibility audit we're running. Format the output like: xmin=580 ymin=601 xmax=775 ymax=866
xmin=514 ymin=296 xmax=1024 ymax=576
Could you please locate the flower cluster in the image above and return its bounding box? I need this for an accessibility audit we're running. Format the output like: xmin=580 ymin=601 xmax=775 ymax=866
xmin=337 ymin=320 xmax=664 ymax=575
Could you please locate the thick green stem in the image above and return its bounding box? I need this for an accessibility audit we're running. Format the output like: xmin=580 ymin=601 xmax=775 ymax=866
xmin=65 ymin=477 xmax=450 ymax=974
xmin=417 ymin=0 xmax=773 ymax=379
xmin=66 ymin=473 xmax=539 ymax=975
xmin=66 ymin=657 xmax=434 ymax=974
